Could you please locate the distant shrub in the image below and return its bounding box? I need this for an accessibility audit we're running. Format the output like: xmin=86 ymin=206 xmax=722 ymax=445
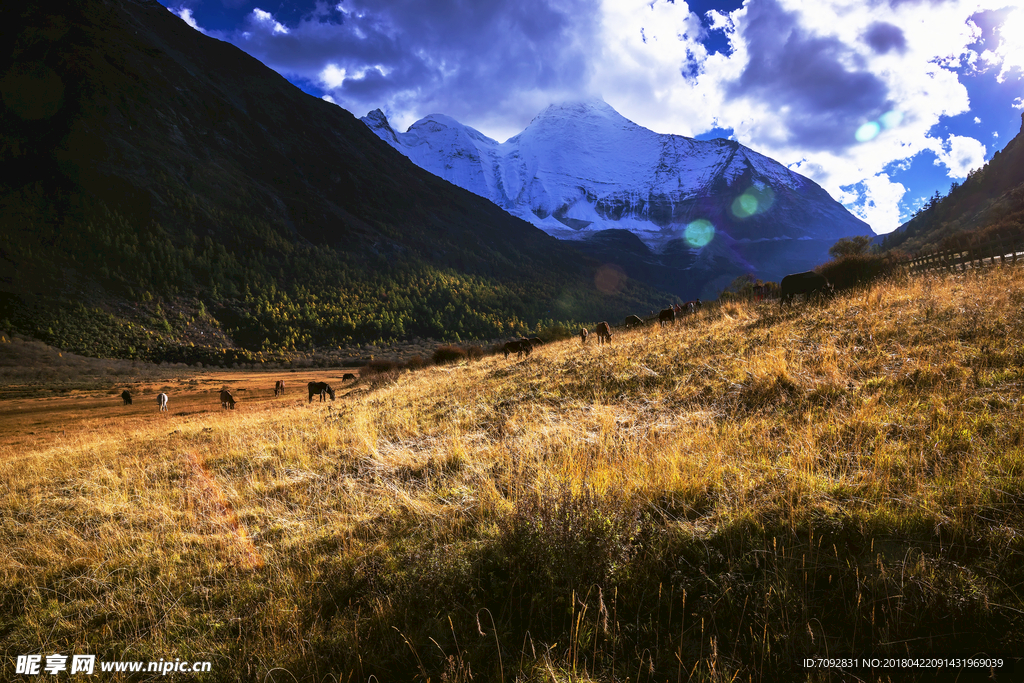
xmin=465 ymin=345 xmax=485 ymax=360
xmin=405 ymin=355 xmax=426 ymax=370
xmin=432 ymin=345 xmax=467 ymax=365
xmin=363 ymin=358 xmax=400 ymax=376
xmin=818 ymin=252 xmax=905 ymax=290
xmin=366 ymin=369 xmax=401 ymax=389
xmin=537 ymin=324 xmax=573 ymax=343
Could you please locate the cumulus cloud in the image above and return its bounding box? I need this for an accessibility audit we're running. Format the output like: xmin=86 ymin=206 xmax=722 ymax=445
xmin=251 ymin=8 xmax=290 ymax=35
xmin=218 ymin=0 xmax=598 ymax=140
xmin=864 ymin=22 xmax=907 ymax=55
xmin=589 ymin=0 xmax=1005 ymax=232
xmin=169 ymin=6 xmax=206 ymax=33
xmin=986 ymin=5 xmax=1024 ymax=82
xmin=931 ymin=134 xmax=987 ymax=177
xmin=209 ymin=0 xmax=1019 ymax=233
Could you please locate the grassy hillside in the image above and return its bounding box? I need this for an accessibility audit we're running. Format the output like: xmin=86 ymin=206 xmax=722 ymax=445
xmin=3 ymin=267 xmax=1024 ymax=681
xmin=0 ymin=0 xmax=671 ymax=362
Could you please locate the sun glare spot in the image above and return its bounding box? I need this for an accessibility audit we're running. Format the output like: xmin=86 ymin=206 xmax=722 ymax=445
xmin=729 ymin=186 xmax=775 ymax=219
xmin=731 ymin=193 xmax=758 ymax=218
xmin=595 ymin=263 xmax=626 ymax=294
xmin=879 ymin=110 xmax=903 ymax=129
xmin=685 ymin=219 xmax=715 ymax=247
xmin=855 ymin=121 xmax=881 ymax=143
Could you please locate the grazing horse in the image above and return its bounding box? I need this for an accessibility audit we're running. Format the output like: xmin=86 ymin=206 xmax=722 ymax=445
xmin=780 ymin=272 xmax=834 ymax=307
xmin=659 ymin=308 xmax=676 ymax=326
xmin=307 ymin=381 xmax=336 ymax=403
xmin=157 ymin=393 xmax=168 ymax=412
xmin=504 ymin=340 xmax=531 ymax=358
xmin=594 ymin=321 xmax=612 ymax=345
xmin=624 ymin=315 xmax=643 ymax=329
xmin=580 ymin=328 xmax=589 ymax=344
xmin=220 ymin=389 xmax=236 ymax=410
xmin=121 ymin=390 xmax=132 ymax=406
xmin=274 ymin=380 xmax=285 ymax=397
xmin=342 ymin=373 xmax=356 ymax=381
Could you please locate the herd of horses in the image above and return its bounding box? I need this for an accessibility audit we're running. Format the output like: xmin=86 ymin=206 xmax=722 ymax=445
xmin=575 ymin=299 xmax=704 ymax=347
xmin=118 ymin=271 xmax=834 ymax=411
xmin=120 ymin=377 xmax=355 ymax=412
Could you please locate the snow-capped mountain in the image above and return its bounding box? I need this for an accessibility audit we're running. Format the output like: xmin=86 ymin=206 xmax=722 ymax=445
xmin=362 ymin=100 xmax=871 ymax=296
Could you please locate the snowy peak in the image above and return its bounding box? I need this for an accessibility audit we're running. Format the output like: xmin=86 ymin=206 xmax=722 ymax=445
xmin=359 ymin=101 xmax=869 ymax=254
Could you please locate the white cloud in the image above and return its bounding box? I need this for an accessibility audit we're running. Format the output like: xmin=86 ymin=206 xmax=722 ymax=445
xmin=581 ymin=0 xmax=1013 ymax=233
xmin=320 ymin=64 xmax=347 ymax=90
xmin=839 ymin=173 xmax=907 ymax=235
xmin=989 ymin=6 xmax=1024 ymax=82
xmin=931 ymin=134 xmax=987 ymax=178
xmin=215 ymin=0 xmax=1017 ymax=234
xmin=252 ymin=8 xmax=290 ymax=35
xmin=169 ymin=6 xmax=206 ymax=34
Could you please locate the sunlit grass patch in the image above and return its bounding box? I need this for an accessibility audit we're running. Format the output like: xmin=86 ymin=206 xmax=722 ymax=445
xmin=4 ymin=268 xmax=1024 ymax=680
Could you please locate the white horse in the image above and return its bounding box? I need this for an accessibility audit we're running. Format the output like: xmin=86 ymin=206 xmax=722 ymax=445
xmin=157 ymin=393 xmax=168 ymax=412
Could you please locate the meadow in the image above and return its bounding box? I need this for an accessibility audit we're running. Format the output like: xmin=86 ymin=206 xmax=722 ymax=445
xmin=2 ymin=268 xmax=1024 ymax=682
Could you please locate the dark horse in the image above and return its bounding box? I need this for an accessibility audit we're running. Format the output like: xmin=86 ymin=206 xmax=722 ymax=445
xmin=503 ymin=340 xmax=531 ymax=358
xmin=308 ymin=381 xmax=336 ymax=403
xmin=594 ymin=321 xmax=612 ymax=345
xmin=780 ymin=271 xmax=834 ymax=307
xmin=659 ymin=308 xmax=676 ymax=326
xmin=121 ymin=390 xmax=132 ymax=406
xmin=274 ymin=380 xmax=285 ymax=397
xmin=220 ymin=389 xmax=236 ymax=409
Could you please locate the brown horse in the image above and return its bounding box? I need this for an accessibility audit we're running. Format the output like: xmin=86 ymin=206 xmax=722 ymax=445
xmin=121 ymin=390 xmax=132 ymax=406
xmin=220 ymin=390 xmax=236 ymax=409
xmin=274 ymin=380 xmax=285 ymax=397
xmin=307 ymin=381 xmax=336 ymax=403
xmin=594 ymin=321 xmax=612 ymax=345
xmin=504 ymin=340 xmax=531 ymax=358
xmin=580 ymin=328 xmax=589 ymax=344
xmin=659 ymin=308 xmax=676 ymax=326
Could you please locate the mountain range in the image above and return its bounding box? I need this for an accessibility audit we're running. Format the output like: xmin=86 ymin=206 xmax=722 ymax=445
xmin=0 ymin=0 xmax=670 ymax=362
xmin=363 ymin=101 xmax=872 ymax=297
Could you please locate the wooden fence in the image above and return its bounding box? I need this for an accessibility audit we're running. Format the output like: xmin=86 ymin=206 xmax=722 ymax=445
xmin=907 ymin=234 xmax=1024 ymax=274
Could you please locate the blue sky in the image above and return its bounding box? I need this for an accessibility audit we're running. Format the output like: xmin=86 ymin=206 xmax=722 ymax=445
xmin=160 ymin=0 xmax=1024 ymax=234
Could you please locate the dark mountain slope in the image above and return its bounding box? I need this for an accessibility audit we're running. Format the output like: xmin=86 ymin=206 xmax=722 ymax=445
xmin=0 ymin=0 xmax=669 ymax=361
xmin=882 ymin=113 xmax=1024 ymax=253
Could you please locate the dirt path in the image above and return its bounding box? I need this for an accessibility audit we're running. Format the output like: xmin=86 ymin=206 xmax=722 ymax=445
xmin=0 ymin=369 xmax=361 ymax=450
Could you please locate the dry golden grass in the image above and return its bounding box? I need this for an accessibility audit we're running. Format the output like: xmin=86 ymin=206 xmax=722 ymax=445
xmin=3 ymin=269 xmax=1024 ymax=682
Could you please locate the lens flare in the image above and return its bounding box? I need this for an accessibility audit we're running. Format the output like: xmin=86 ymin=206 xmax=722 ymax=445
xmin=595 ymin=263 xmax=626 ymax=294
xmin=879 ymin=110 xmax=903 ymax=129
xmin=729 ymin=186 xmax=775 ymax=219
xmin=685 ymin=219 xmax=715 ymax=247
xmin=732 ymin=193 xmax=759 ymax=218
xmin=855 ymin=121 xmax=881 ymax=143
